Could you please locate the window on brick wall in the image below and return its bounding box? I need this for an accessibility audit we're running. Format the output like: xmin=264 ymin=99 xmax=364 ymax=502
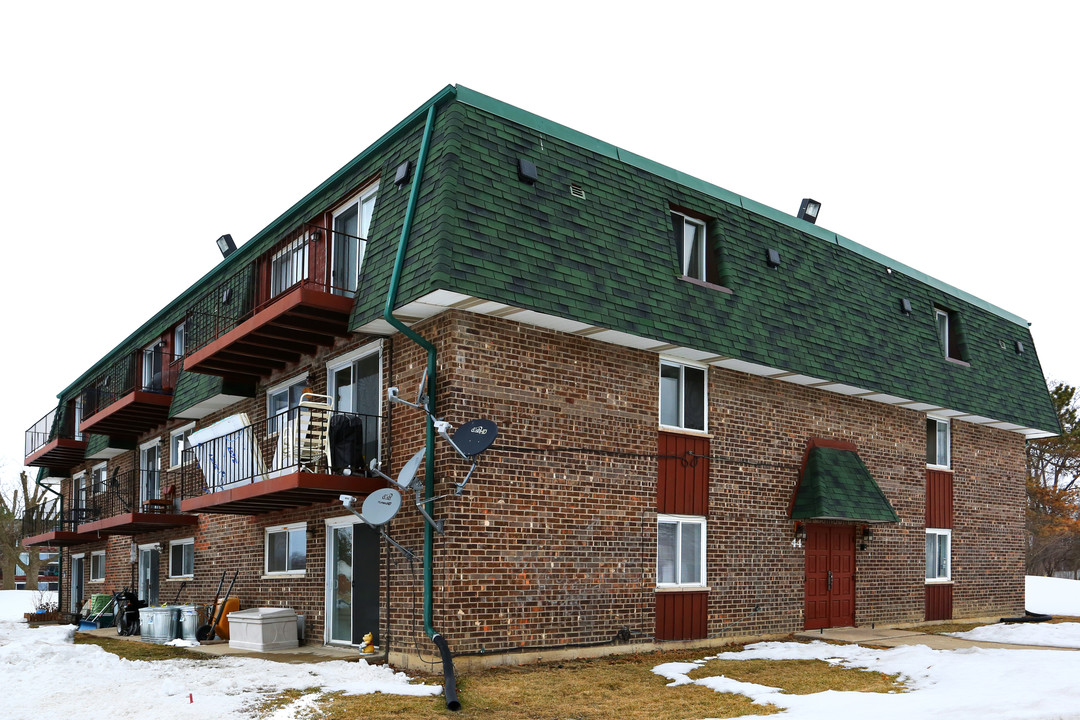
xmin=267 ymin=374 xmax=309 ymax=435
xmin=169 ymin=538 xmax=194 ymax=578
xmin=265 ymin=523 xmax=306 ymax=575
xmin=925 ymin=528 xmax=951 ymax=582
xmin=657 ymin=514 xmax=706 ymax=587
xmin=926 ymin=417 xmax=950 ymax=468
xmin=91 ymin=462 xmax=107 ymax=495
xmin=660 ymin=360 xmax=706 ymax=432
xmin=169 ymin=422 xmax=196 ymax=469
xmin=90 ymin=551 xmax=105 ymax=582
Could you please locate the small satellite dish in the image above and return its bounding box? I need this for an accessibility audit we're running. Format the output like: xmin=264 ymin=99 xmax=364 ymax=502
xmin=395 ymin=447 xmax=427 ymax=491
xmin=361 ymin=488 xmax=402 ymax=526
xmin=452 ymin=419 xmax=499 ymax=457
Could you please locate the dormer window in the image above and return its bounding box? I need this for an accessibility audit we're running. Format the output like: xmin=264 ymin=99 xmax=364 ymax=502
xmin=672 ymin=210 xmax=722 ymax=287
xmin=935 ymin=307 xmax=963 ymax=361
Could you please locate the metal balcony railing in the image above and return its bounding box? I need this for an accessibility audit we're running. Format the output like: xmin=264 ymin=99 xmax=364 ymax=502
xmin=80 ymin=349 xmax=180 ymax=419
xmin=21 ymin=511 xmax=70 ymax=538
xmin=81 ymin=468 xmax=179 ymax=519
xmin=185 ymin=223 xmax=364 ymax=355
xmin=25 ymin=403 xmax=82 ymax=458
xmin=179 ymin=407 xmax=379 ymax=497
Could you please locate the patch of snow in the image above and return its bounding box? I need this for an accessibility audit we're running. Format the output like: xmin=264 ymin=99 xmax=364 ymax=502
xmin=654 ymin=637 xmax=1080 ymax=719
xmin=0 ymin=619 xmax=441 ymax=720
xmin=0 ymin=590 xmax=56 ymax=622
xmin=950 ymin=622 xmax=1080 ymax=649
xmin=1027 ymin=575 xmax=1080 ymax=616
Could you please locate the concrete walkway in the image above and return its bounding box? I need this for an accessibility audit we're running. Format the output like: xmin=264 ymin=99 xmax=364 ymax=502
xmin=78 ymin=626 xmax=385 ymax=664
xmin=793 ymin=626 xmax=1078 ymax=651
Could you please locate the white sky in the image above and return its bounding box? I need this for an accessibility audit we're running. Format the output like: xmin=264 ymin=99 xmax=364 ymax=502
xmin=3 ymin=2 xmax=1078 ymax=479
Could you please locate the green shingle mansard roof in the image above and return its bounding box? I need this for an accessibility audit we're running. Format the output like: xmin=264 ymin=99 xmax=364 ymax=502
xmin=54 ymin=85 xmax=1058 ymax=437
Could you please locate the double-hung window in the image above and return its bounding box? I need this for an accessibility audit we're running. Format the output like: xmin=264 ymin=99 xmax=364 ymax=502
xmin=90 ymin=551 xmax=106 ymax=582
xmin=169 ymin=538 xmax=194 ymax=578
xmin=169 ymin=423 xmax=195 ymax=469
xmin=173 ymin=322 xmax=186 ymax=358
xmin=660 ymin=360 xmax=706 ymax=432
xmin=265 ymin=523 xmax=306 ymax=575
xmin=657 ymin=514 xmax=706 ymax=587
xmin=926 ymin=417 xmax=950 ymax=468
xmin=91 ymin=462 xmax=107 ymax=496
xmin=925 ymin=529 xmax=951 ymax=582
xmin=935 ymin=307 xmax=964 ymax=361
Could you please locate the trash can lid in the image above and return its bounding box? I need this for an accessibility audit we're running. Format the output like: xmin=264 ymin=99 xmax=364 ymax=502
xmin=227 ymin=607 xmax=296 ymax=620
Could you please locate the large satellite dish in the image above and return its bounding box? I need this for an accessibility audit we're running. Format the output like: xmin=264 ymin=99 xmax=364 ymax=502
xmin=395 ymin=447 xmax=427 ymax=491
xmin=361 ymin=488 xmax=402 ymax=526
xmin=452 ymin=419 xmax=499 ymax=457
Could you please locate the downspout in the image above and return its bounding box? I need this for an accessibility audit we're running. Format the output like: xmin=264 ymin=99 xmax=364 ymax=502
xmin=383 ymin=101 xmax=461 ymax=711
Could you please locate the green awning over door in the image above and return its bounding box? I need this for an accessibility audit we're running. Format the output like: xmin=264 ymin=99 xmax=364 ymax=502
xmin=790 ymin=439 xmax=900 ymax=523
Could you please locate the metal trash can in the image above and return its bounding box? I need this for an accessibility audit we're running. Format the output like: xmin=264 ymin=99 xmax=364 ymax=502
xmin=139 ymin=606 xmax=180 ymax=644
xmin=177 ymin=605 xmax=200 ymax=641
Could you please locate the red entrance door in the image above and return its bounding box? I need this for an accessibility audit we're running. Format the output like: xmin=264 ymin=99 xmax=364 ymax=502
xmin=804 ymin=524 xmax=855 ymax=630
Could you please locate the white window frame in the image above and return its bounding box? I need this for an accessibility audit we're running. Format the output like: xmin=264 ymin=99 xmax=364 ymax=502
xmin=927 ymin=415 xmax=951 ymax=469
xmin=73 ymin=472 xmax=87 ymax=511
xmin=935 ymin=308 xmax=950 ymax=358
xmin=925 ymin=528 xmax=952 ymax=583
xmin=91 ymin=462 xmax=107 ymax=496
xmin=174 ymin=322 xmax=186 ymax=358
xmin=656 ymin=514 xmax=707 ymax=589
xmin=659 ymin=359 xmax=708 ymax=433
xmin=326 ymin=340 xmax=383 ymax=461
xmin=169 ymin=422 xmax=196 ymax=470
xmin=168 ymin=537 xmax=195 ymax=579
xmin=270 ymin=233 xmax=310 ymax=298
xmin=673 ymin=211 xmax=708 ymax=281
xmin=264 ymin=522 xmax=307 ymax=576
xmin=266 ymin=373 xmax=309 ymax=435
xmin=330 ymin=182 xmax=379 ymax=296
xmin=90 ymin=550 xmax=106 ymax=583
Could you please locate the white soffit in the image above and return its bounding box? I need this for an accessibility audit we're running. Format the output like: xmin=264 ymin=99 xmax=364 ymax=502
xmin=370 ymin=291 xmax=1050 ymax=438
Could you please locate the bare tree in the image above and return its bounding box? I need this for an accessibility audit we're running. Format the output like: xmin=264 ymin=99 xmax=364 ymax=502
xmin=0 ymin=471 xmax=59 ymax=590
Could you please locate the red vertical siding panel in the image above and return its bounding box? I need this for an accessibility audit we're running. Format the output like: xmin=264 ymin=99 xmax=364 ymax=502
xmin=655 ymin=592 xmax=708 ymax=641
xmin=926 ymin=469 xmax=954 ymax=529
xmin=925 ymin=583 xmax=953 ymax=621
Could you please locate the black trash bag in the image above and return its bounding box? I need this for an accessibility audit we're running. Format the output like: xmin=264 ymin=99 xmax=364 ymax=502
xmin=330 ymin=414 xmax=366 ymax=475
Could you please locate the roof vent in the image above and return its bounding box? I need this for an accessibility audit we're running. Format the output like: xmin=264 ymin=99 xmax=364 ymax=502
xmin=569 ymin=183 xmax=586 ymax=200
xmin=900 ymin=298 xmax=913 ymax=315
xmin=797 ymin=198 xmax=821 ymax=224
xmin=517 ymin=158 xmax=538 ymax=184
xmin=766 ymin=248 xmax=781 ymax=268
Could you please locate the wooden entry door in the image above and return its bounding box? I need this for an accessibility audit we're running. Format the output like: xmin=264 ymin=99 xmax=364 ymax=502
xmin=804 ymin=524 xmax=855 ymax=630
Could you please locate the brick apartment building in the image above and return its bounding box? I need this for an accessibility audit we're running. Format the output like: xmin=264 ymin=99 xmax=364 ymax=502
xmin=23 ymin=85 xmax=1058 ymax=669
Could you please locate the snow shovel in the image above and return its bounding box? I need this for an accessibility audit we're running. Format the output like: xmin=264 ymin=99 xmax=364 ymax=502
xmin=196 ymin=570 xmax=237 ymax=641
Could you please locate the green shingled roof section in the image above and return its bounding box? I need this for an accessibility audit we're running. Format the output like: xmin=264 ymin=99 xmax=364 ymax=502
xmin=168 ymin=370 xmax=255 ymax=418
xmin=83 ymin=433 xmax=110 ymax=457
xmin=791 ymin=447 xmax=900 ymax=523
xmin=351 ymin=99 xmax=1057 ymax=433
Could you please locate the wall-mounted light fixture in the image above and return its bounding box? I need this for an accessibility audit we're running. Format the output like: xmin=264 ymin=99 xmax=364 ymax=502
xmin=394 ymin=160 xmax=413 ymax=186
xmin=767 ymin=248 xmax=782 ymax=268
xmin=900 ymin=298 xmax=913 ymax=315
xmin=216 ymin=234 xmax=236 ymax=259
xmin=859 ymin=525 xmax=874 ymax=551
xmin=793 ymin=522 xmax=807 ymax=548
xmin=797 ymin=198 xmax=821 ymax=224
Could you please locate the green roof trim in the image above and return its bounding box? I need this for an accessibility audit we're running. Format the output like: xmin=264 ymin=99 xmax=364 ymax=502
xmin=169 ymin=370 xmax=255 ymax=418
xmin=791 ymin=444 xmax=900 ymax=523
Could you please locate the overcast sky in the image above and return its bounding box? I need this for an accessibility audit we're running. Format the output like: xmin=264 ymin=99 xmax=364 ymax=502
xmin=2 ymin=2 xmax=1077 ymax=481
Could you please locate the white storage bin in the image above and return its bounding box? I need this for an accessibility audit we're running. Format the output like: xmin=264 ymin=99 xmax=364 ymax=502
xmin=227 ymin=607 xmax=298 ymax=651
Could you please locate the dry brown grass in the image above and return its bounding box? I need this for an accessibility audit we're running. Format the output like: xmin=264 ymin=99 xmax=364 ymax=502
xmin=691 ymin=657 xmax=903 ymax=695
xmin=74 ymin=633 xmax=210 ymax=661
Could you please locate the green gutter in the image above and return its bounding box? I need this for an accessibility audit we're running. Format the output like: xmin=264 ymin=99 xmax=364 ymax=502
xmin=382 ymin=102 xmax=442 ymax=640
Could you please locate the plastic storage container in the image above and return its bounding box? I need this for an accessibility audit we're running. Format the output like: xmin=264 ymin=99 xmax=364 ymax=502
xmin=177 ymin=605 xmax=200 ymax=641
xmin=139 ymin=606 xmax=180 ymax=644
xmin=227 ymin=608 xmax=299 ymax=651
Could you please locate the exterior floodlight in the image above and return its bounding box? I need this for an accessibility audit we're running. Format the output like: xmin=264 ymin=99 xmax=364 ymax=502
xmin=216 ymin=234 xmax=236 ymax=258
xmin=797 ymin=198 xmax=821 ymax=224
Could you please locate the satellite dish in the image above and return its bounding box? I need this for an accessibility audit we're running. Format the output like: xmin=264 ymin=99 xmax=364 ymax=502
xmin=361 ymin=488 xmax=402 ymax=526
xmin=395 ymin=447 xmax=427 ymax=491
xmin=452 ymin=419 xmax=499 ymax=457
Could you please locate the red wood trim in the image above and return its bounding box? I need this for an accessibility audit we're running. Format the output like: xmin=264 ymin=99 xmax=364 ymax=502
xmin=925 ymin=583 xmax=953 ymax=621
xmin=657 ymin=432 xmax=709 ymax=515
xmin=180 ymin=472 xmax=384 ymax=513
xmin=926 ymin=469 xmax=954 ymax=528
xmin=655 ymin=590 xmax=709 ymax=641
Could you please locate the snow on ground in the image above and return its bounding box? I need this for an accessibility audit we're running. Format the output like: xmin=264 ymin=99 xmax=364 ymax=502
xmin=0 ymin=600 xmax=441 ymax=720
xmin=655 ymin=640 xmax=1080 ymax=720
xmin=652 ymin=577 xmax=1080 ymax=720
xmin=0 ymin=589 xmax=57 ymax=621
xmin=1026 ymin=575 xmax=1080 ymax=616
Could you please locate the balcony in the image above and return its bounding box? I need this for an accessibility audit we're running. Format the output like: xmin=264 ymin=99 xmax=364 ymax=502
xmin=183 ymin=225 xmax=358 ymax=384
xmin=25 ymin=404 xmax=87 ymax=470
xmin=22 ymin=511 xmax=100 ymax=547
xmin=76 ymin=469 xmax=197 ymax=536
xmin=179 ymin=406 xmax=383 ymax=515
xmin=80 ymin=348 xmax=180 ymax=438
